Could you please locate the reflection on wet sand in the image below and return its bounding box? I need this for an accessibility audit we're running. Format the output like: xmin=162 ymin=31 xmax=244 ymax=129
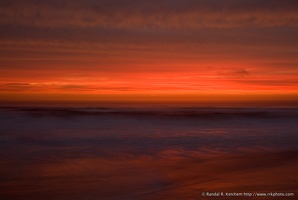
xmin=1 ymin=149 xmax=297 ymax=200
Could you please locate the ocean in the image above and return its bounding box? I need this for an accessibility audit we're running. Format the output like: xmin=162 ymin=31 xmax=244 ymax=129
xmin=0 ymin=106 xmax=297 ymax=199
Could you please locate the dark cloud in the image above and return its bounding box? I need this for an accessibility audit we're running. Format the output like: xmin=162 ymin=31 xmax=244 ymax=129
xmin=0 ymin=83 xmax=32 ymax=91
xmin=234 ymin=69 xmax=249 ymax=77
xmin=0 ymin=0 xmax=297 ymax=81
xmin=0 ymin=0 xmax=297 ymax=57
xmin=220 ymin=68 xmax=250 ymax=78
xmin=0 ymin=0 xmax=297 ymax=28
xmin=0 ymin=0 xmax=297 ymax=54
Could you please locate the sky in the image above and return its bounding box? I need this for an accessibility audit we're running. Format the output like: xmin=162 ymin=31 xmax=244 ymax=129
xmin=0 ymin=0 xmax=297 ymax=105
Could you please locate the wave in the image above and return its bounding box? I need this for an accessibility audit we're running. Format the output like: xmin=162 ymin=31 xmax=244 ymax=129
xmin=1 ymin=106 xmax=298 ymax=119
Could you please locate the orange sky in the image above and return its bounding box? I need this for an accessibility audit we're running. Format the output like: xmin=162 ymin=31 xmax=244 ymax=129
xmin=0 ymin=0 xmax=297 ymax=105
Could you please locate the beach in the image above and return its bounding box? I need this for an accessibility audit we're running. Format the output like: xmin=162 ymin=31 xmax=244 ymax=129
xmin=0 ymin=106 xmax=297 ymax=199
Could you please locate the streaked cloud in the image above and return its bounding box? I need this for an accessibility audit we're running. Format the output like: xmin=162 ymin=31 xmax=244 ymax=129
xmin=0 ymin=0 xmax=297 ymax=28
xmin=0 ymin=0 xmax=297 ymax=103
